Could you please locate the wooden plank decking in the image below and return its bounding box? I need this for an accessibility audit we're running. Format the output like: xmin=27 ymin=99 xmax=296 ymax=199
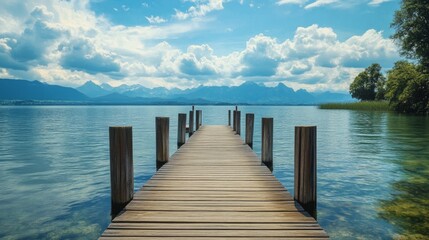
xmin=101 ymin=125 xmax=328 ymax=239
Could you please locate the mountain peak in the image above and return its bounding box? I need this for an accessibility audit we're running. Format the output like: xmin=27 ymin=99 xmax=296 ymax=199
xmin=76 ymin=80 xmax=110 ymax=98
xmin=240 ymin=81 xmax=259 ymax=87
xmin=100 ymin=83 xmax=113 ymax=91
xmin=81 ymin=80 xmax=98 ymax=87
xmin=276 ymin=82 xmax=290 ymax=89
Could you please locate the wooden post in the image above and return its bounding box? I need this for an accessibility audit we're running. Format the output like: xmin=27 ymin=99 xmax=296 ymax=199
xmin=235 ymin=111 xmax=241 ymax=135
xmin=196 ymin=110 xmax=202 ymax=131
xmin=228 ymin=110 xmax=231 ymax=126
xmin=235 ymin=105 xmax=238 ymax=111
xmin=189 ymin=110 xmax=194 ymax=137
xmin=192 ymin=105 xmax=195 ymax=131
xmin=109 ymin=126 xmax=133 ymax=219
xmin=233 ymin=110 xmax=237 ymax=132
xmin=294 ymin=126 xmax=317 ymax=219
xmin=261 ymin=118 xmax=273 ymax=172
xmin=245 ymin=113 xmax=254 ymax=148
xmin=156 ymin=117 xmax=169 ymax=171
xmin=177 ymin=113 xmax=186 ymax=148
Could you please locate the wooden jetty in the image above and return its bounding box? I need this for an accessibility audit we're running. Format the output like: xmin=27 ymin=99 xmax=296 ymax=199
xmin=101 ymin=118 xmax=328 ymax=239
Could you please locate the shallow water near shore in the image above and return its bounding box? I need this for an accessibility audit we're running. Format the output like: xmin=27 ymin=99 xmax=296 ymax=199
xmin=0 ymin=105 xmax=428 ymax=239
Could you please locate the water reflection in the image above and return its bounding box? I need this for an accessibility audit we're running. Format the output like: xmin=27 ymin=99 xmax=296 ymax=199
xmin=317 ymin=110 xmax=399 ymax=239
xmin=380 ymin=114 xmax=429 ymax=239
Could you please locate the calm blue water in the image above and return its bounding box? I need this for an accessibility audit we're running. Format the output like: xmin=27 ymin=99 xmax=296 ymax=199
xmin=0 ymin=106 xmax=428 ymax=239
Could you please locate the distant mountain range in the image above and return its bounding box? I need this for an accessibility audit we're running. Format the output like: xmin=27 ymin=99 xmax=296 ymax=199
xmin=0 ymin=79 xmax=354 ymax=105
xmin=0 ymin=79 xmax=88 ymax=101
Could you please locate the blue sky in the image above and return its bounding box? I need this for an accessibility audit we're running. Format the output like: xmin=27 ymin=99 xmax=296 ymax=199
xmin=0 ymin=0 xmax=401 ymax=92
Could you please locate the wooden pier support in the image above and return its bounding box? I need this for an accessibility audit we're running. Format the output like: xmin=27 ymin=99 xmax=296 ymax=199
xmin=261 ymin=118 xmax=273 ymax=172
xmin=156 ymin=117 xmax=169 ymax=171
xmin=109 ymin=126 xmax=133 ymax=219
xmin=294 ymin=126 xmax=317 ymax=219
xmin=228 ymin=110 xmax=231 ymax=126
xmin=177 ymin=113 xmax=186 ymax=148
xmin=235 ymin=111 xmax=241 ymax=135
xmin=232 ymin=110 xmax=237 ymax=132
xmin=189 ymin=110 xmax=194 ymax=137
xmin=245 ymin=113 xmax=254 ymax=148
xmin=196 ymin=110 xmax=202 ymax=131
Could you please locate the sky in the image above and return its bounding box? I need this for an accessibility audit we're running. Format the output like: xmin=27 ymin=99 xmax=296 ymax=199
xmin=0 ymin=0 xmax=401 ymax=92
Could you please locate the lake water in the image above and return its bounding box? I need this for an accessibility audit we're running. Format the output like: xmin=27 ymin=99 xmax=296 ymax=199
xmin=0 ymin=106 xmax=428 ymax=239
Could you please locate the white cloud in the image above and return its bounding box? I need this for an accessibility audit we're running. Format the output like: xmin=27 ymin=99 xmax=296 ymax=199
xmin=340 ymin=29 xmax=397 ymax=68
xmin=0 ymin=68 xmax=12 ymax=78
xmin=121 ymin=5 xmax=130 ymax=11
xmin=276 ymin=0 xmax=308 ymax=5
xmin=174 ymin=0 xmax=224 ymax=20
xmin=58 ymin=38 xmax=121 ymax=75
xmin=368 ymin=0 xmax=390 ymax=6
xmin=142 ymin=24 xmax=397 ymax=91
xmin=224 ymin=24 xmax=398 ymax=91
xmin=0 ymin=0 xmax=209 ymax=86
xmin=0 ymin=5 xmax=64 ymax=70
xmin=145 ymin=16 xmax=167 ymax=24
xmin=238 ymin=34 xmax=282 ymax=76
xmin=304 ymin=0 xmax=339 ymax=9
xmin=277 ymin=0 xmax=364 ymax=9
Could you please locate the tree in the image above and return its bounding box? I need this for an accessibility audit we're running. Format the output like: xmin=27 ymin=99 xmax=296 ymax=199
xmin=387 ymin=1 xmax=429 ymax=114
xmin=349 ymin=63 xmax=386 ymax=101
xmin=391 ymin=0 xmax=429 ymax=72
xmin=375 ymin=79 xmax=386 ymax=101
xmin=386 ymin=61 xmax=429 ymax=114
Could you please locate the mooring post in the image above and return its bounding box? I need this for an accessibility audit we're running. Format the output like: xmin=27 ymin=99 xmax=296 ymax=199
xmin=196 ymin=110 xmax=202 ymax=131
xmin=177 ymin=113 xmax=186 ymax=148
xmin=245 ymin=113 xmax=254 ymax=148
xmin=156 ymin=117 xmax=169 ymax=171
xmin=200 ymin=110 xmax=202 ymax=127
xmin=261 ymin=118 xmax=273 ymax=172
xmin=228 ymin=110 xmax=231 ymax=126
xmin=192 ymin=106 xmax=195 ymax=130
xmin=233 ymin=110 xmax=237 ymax=132
xmin=294 ymin=126 xmax=317 ymax=219
xmin=109 ymin=126 xmax=133 ymax=220
xmin=236 ymin=110 xmax=241 ymax=135
xmin=189 ymin=110 xmax=194 ymax=137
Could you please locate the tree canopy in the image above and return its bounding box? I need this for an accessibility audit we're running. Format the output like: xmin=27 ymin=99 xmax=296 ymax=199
xmin=385 ymin=61 xmax=429 ymax=114
xmin=349 ymin=63 xmax=385 ymax=101
xmin=391 ymin=0 xmax=429 ymax=72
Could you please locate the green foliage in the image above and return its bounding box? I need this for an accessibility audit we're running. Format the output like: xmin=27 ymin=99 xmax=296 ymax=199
xmin=319 ymin=101 xmax=390 ymax=111
xmin=349 ymin=63 xmax=386 ymax=101
xmin=375 ymin=78 xmax=386 ymax=101
xmin=391 ymin=0 xmax=429 ymax=72
xmin=386 ymin=61 xmax=429 ymax=114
